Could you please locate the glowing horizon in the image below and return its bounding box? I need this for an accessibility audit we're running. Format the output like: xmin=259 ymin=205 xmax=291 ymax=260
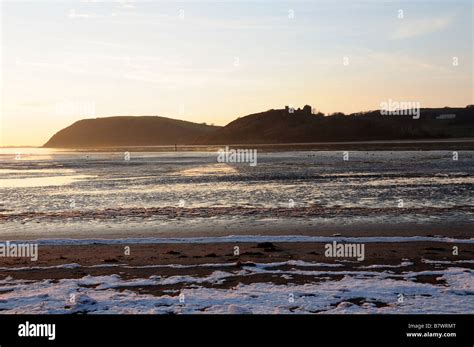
xmin=1 ymin=0 xmax=472 ymax=146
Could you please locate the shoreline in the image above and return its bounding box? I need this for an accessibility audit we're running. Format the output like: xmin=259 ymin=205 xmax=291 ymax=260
xmin=1 ymin=219 xmax=472 ymax=241
xmin=3 ymin=138 xmax=474 ymax=152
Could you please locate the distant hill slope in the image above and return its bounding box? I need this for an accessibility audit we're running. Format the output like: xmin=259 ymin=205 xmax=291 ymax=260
xmin=200 ymin=106 xmax=474 ymax=144
xmin=44 ymin=116 xmax=220 ymax=148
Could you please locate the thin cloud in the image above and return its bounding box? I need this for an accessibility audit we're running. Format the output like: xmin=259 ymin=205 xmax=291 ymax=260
xmin=391 ymin=15 xmax=453 ymax=39
xmin=364 ymin=50 xmax=450 ymax=73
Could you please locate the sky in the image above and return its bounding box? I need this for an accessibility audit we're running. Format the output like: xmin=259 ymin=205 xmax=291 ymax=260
xmin=1 ymin=0 xmax=473 ymax=146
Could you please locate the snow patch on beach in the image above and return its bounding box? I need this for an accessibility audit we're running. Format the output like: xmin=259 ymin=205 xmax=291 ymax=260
xmin=0 ymin=260 xmax=344 ymax=272
xmin=359 ymin=261 xmax=414 ymax=269
xmin=0 ymin=267 xmax=472 ymax=314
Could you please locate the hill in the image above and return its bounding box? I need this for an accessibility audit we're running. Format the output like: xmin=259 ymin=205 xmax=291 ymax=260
xmin=43 ymin=116 xmax=220 ymax=148
xmin=200 ymin=105 xmax=474 ymax=144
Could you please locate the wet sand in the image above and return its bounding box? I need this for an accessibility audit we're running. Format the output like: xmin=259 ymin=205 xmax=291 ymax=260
xmin=1 ymin=241 xmax=473 ymax=286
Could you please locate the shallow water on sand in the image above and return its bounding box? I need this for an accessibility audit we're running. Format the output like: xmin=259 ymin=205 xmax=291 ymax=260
xmin=0 ymin=149 xmax=473 ymax=237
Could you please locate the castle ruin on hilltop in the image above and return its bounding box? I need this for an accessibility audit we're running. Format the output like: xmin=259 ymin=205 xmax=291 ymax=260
xmin=284 ymin=105 xmax=313 ymax=116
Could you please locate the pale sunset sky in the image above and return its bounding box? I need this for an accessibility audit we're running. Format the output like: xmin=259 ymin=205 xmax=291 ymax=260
xmin=1 ymin=0 xmax=473 ymax=146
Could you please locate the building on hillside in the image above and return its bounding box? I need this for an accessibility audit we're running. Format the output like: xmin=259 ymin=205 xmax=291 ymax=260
xmin=284 ymin=105 xmax=312 ymax=116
